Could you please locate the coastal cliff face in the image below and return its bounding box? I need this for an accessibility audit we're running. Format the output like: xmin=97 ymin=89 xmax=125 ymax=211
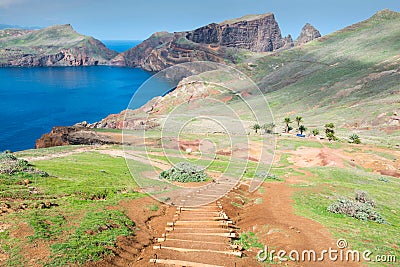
xmin=35 ymin=126 xmax=121 ymax=149
xmin=112 ymin=13 xmax=294 ymax=71
xmin=0 ymin=24 xmax=117 ymax=67
xmin=111 ymin=31 xmax=230 ymax=71
xmin=186 ymin=13 xmax=293 ymax=52
xmin=295 ymin=23 xmax=321 ymax=45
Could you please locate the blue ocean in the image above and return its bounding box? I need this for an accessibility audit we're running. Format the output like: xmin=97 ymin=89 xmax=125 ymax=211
xmin=102 ymin=40 xmax=141 ymax=52
xmin=0 ymin=65 xmax=156 ymax=152
xmin=0 ymin=41 xmax=169 ymax=152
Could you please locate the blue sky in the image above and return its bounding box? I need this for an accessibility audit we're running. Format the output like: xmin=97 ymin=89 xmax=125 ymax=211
xmin=0 ymin=0 xmax=399 ymax=40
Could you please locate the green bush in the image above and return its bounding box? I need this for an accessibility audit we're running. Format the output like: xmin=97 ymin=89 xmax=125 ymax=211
xmin=354 ymin=190 xmax=375 ymax=207
xmin=349 ymin=134 xmax=361 ymax=144
xmin=234 ymin=231 xmax=263 ymax=249
xmin=255 ymin=172 xmax=282 ymax=181
xmin=327 ymin=190 xmax=387 ymax=224
xmin=160 ymin=162 xmax=208 ymax=183
xmin=0 ymin=152 xmax=47 ymax=176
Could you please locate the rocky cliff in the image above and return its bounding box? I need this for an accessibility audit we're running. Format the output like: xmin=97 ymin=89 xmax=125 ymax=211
xmin=35 ymin=126 xmax=121 ymax=149
xmin=112 ymin=13 xmax=294 ymax=71
xmin=0 ymin=24 xmax=117 ymax=67
xmin=295 ymin=23 xmax=321 ymax=45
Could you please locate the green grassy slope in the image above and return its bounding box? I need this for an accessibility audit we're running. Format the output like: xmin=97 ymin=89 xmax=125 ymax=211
xmin=0 ymin=147 xmax=143 ymax=266
xmin=0 ymin=24 xmax=86 ymax=48
xmin=0 ymin=24 xmax=117 ymax=65
xmin=238 ymin=9 xmax=400 ymax=145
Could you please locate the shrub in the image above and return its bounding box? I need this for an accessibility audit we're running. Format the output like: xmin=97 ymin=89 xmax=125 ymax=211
xmin=234 ymin=231 xmax=263 ymax=250
xmin=160 ymin=162 xmax=208 ymax=183
xmin=262 ymin=122 xmax=275 ymax=134
xmin=312 ymin=129 xmax=320 ymax=136
xmin=349 ymin=134 xmax=361 ymax=144
xmin=255 ymin=172 xmax=282 ymax=181
xmin=354 ymin=190 xmax=375 ymax=207
xmin=378 ymin=177 xmax=389 ymax=183
xmin=0 ymin=152 xmax=48 ymax=176
xmin=327 ymin=190 xmax=387 ymax=224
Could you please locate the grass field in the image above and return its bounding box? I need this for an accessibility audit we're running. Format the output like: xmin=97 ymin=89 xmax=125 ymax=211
xmin=293 ymin=166 xmax=400 ymax=263
xmin=0 ymin=148 xmax=145 ymax=266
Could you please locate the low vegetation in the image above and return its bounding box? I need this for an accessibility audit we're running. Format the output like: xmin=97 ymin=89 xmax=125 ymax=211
xmin=0 ymin=151 xmax=47 ymax=176
xmin=49 ymin=210 xmax=135 ymax=266
xmin=233 ymin=231 xmax=263 ymax=250
xmin=327 ymin=190 xmax=387 ymax=224
xmin=160 ymin=162 xmax=208 ymax=183
xmin=349 ymin=134 xmax=361 ymax=144
xmin=0 ymin=148 xmax=143 ymax=266
xmin=294 ymin=165 xmax=399 ymax=258
xmin=324 ymin=123 xmax=338 ymax=141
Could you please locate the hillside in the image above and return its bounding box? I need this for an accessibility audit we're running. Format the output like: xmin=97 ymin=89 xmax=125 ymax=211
xmin=243 ymin=9 xmax=400 ymax=144
xmin=111 ymin=13 xmax=299 ymax=71
xmin=36 ymin=10 xmax=400 ymax=148
xmin=84 ymin=10 xmax=399 ymax=146
xmin=0 ymin=24 xmax=118 ymax=66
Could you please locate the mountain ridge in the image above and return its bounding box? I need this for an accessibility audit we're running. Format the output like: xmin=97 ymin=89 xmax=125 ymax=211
xmin=110 ymin=12 xmax=304 ymax=71
xmin=37 ymin=9 xmax=400 ymax=148
xmin=0 ymin=24 xmax=117 ymax=67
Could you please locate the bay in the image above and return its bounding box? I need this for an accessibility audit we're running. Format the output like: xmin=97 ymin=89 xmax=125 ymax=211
xmin=0 ymin=66 xmax=154 ymax=152
xmin=102 ymin=40 xmax=141 ymax=52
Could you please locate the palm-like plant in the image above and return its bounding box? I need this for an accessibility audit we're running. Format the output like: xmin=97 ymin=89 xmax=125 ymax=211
xmin=324 ymin=123 xmax=335 ymax=134
xmin=299 ymin=125 xmax=307 ymax=135
xmin=283 ymin=117 xmax=292 ymax=133
xmin=349 ymin=134 xmax=361 ymax=144
xmin=252 ymin=123 xmax=261 ymax=134
xmin=312 ymin=129 xmax=320 ymax=136
xmin=295 ymin=116 xmax=303 ymax=128
xmin=325 ymin=123 xmax=337 ymax=141
xmin=262 ymin=122 xmax=275 ymax=134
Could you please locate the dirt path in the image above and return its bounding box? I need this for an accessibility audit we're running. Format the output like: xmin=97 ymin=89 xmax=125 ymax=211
xmin=21 ymin=146 xmax=97 ymax=162
xmin=221 ymin=180 xmax=361 ymax=267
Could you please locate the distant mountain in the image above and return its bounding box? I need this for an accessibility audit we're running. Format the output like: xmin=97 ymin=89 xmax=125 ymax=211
xmin=38 ymin=9 xmax=400 ymax=147
xmin=111 ymin=13 xmax=302 ymax=71
xmin=0 ymin=24 xmax=42 ymax=30
xmin=295 ymin=23 xmax=321 ymax=46
xmin=95 ymin=9 xmax=400 ymax=144
xmin=0 ymin=24 xmax=117 ymax=67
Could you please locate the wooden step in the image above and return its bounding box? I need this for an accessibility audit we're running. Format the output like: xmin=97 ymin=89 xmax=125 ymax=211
xmin=166 ymin=226 xmax=231 ymax=232
xmin=173 ymin=216 xmax=227 ymax=221
xmin=156 ymin=238 xmax=227 ymax=245
xmin=153 ymin=245 xmax=242 ymax=257
xmin=177 ymin=208 xmax=221 ymax=212
xmin=149 ymin=258 xmax=225 ymax=267
xmin=158 ymin=233 xmax=229 ymax=243
xmin=163 ymin=232 xmax=237 ymax=238
xmin=167 ymin=221 xmax=232 ymax=226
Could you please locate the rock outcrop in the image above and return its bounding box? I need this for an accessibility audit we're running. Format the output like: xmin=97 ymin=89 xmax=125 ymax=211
xmin=186 ymin=13 xmax=292 ymax=52
xmin=0 ymin=24 xmax=117 ymax=67
xmin=35 ymin=126 xmax=120 ymax=149
xmin=295 ymin=23 xmax=321 ymax=45
xmin=112 ymin=13 xmax=294 ymax=71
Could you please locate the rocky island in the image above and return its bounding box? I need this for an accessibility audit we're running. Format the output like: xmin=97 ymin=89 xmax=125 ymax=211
xmin=0 ymin=24 xmax=117 ymax=66
xmin=0 ymin=13 xmax=321 ymax=69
